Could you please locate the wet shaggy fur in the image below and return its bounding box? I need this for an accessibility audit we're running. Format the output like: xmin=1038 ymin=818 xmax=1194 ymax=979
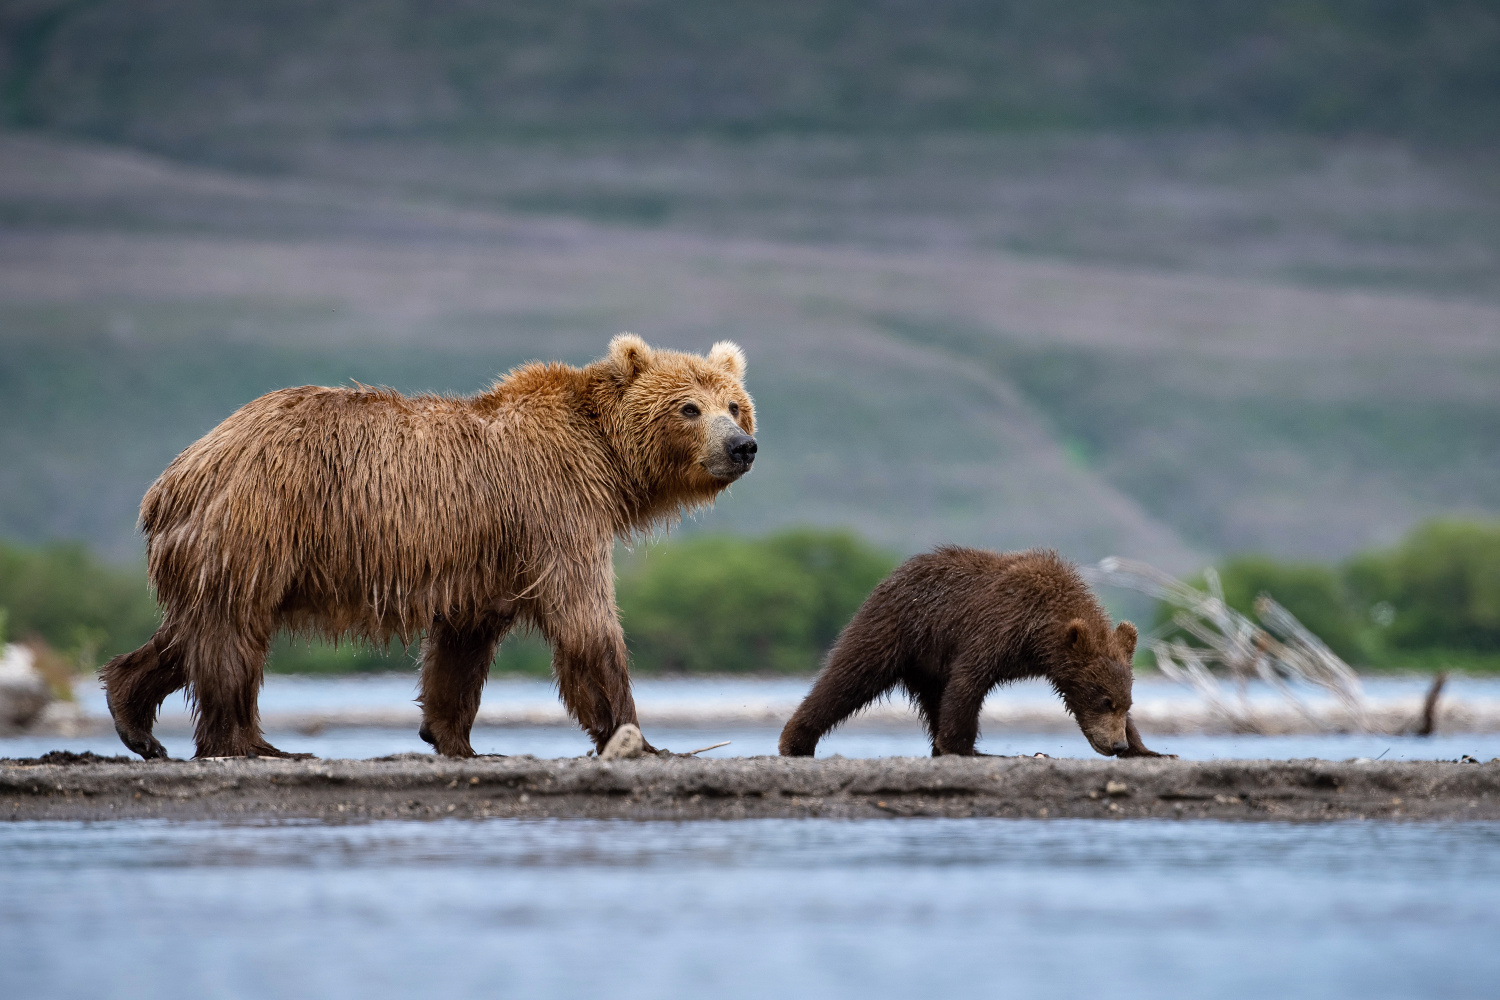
xmin=779 ymin=547 xmax=1169 ymax=758
xmin=103 ymin=334 xmax=757 ymax=759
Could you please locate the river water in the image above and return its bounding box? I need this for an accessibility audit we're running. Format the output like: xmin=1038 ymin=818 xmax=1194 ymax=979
xmin=4 ymin=817 xmax=1498 ymax=1000
xmin=6 ymin=673 xmax=1500 ymax=761
xmin=6 ymin=676 xmax=1500 ymax=999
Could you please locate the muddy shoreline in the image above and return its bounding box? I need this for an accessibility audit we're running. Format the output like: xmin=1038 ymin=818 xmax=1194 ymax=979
xmin=4 ymin=755 xmax=1497 ymax=823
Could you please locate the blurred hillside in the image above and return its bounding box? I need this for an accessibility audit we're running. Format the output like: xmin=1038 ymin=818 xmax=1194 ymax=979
xmin=4 ymin=0 xmax=1497 ymax=148
xmin=1 ymin=2 xmax=1498 ymax=573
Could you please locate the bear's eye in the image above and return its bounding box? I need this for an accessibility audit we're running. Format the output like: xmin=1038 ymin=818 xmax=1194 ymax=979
xmin=728 ymin=402 xmax=740 ymax=417
xmin=680 ymin=403 xmax=701 ymax=418
xmin=1101 ymin=696 xmax=1116 ymax=712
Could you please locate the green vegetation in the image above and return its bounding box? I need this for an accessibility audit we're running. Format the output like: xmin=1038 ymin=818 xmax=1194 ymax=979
xmin=4 ymin=520 xmax=1497 ymax=675
xmin=617 ymin=530 xmax=899 ymax=674
xmin=0 ymin=540 xmax=158 ymax=666
xmin=1214 ymin=556 xmax=1369 ymax=664
xmin=1347 ymin=520 xmax=1500 ymax=659
xmin=0 ymin=528 xmax=896 ymax=676
xmin=1158 ymin=519 xmax=1500 ymax=670
xmin=267 ymin=631 xmax=555 ymax=676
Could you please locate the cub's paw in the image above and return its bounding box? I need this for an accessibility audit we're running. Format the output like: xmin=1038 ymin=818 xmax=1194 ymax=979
xmin=1117 ymin=747 xmax=1177 ymax=759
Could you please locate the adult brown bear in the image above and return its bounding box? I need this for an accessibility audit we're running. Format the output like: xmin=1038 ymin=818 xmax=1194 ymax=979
xmin=779 ymin=547 xmax=1169 ymax=758
xmin=103 ymin=334 xmax=756 ymax=760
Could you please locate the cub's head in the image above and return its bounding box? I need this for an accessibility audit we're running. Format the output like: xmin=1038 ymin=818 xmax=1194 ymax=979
xmin=1058 ymin=619 xmax=1138 ymax=757
xmin=595 ymin=333 xmax=757 ymax=502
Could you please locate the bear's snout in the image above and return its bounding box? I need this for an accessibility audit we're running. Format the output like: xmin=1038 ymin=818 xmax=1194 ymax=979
xmin=725 ymin=433 xmax=757 ymax=468
xmin=1111 ymin=739 xmax=1129 ymax=755
xmin=702 ymin=415 xmax=758 ymax=480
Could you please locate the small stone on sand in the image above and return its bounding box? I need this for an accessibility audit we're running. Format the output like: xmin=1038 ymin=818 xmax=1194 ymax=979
xmin=600 ymin=724 xmax=647 ymax=760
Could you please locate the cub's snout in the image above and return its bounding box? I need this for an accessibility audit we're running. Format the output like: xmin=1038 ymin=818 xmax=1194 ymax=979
xmin=1078 ymin=711 xmax=1131 ymax=757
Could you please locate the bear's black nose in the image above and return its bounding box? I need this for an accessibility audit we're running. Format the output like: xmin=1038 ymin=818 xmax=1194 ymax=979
xmin=1112 ymin=740 xmax=1129 ymax=754
xmin=726 ymin=434 xmax=757 ymax=466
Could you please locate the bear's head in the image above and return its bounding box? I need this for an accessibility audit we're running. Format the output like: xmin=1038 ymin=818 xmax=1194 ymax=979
xmin=1057 ymin=619 xmax=1138 ymax=756
xmin=592 ymin=333 xmax=757 ymax=513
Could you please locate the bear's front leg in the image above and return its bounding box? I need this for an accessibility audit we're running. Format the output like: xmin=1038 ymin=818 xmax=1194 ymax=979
xmin=535 ymin=549 xmax=657 ymax=755
xmin=547 ymin=615 xmax=654 ymax=755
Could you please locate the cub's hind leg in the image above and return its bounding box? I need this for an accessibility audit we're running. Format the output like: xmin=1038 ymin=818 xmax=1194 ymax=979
xmin=780 ymin=649 xmax=905 ymax=757
xmin=901 ymin=677 xmax=945 ymax=757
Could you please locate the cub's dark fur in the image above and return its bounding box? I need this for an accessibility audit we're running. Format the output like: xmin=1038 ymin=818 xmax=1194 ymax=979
xmin=779 ymin=547 xmax=1168 ymax=758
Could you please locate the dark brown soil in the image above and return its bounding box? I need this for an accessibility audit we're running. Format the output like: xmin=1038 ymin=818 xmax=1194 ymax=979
xmin=11 ymin=750 xmax=137 ymax=766
xmin=3 ymin=755 xmax=1497 ymax=823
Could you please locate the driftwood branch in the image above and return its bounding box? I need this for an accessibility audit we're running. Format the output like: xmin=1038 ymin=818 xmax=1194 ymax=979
xmin=1416 ymin=671 xmax=1448 ymax=737
xmin=1082 ymin=557 xmax=1374 ymax=733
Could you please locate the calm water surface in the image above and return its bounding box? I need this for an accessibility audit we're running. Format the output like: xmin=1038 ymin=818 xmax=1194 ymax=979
xmin=3 ymin=818 xmax=1498 ymax=1000
xmin=8 ymin=674 xmax=1500 ymax=761
xmin=8 ymin=677 xmax=1499 ymax=998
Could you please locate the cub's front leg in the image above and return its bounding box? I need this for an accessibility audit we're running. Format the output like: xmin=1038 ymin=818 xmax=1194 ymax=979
xmin=932 ymin=667 xmax=992 ymax=756
xmin=1115 ymin=714 xmax=1176 ymax=758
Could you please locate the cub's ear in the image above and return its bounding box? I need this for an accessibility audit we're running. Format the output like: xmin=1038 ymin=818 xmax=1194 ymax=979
xmin=607 ymin=333 xmax=653 ymax=381
xmin=1115 ymin=621 xmax=1138 ymax=661
xmin=706 ymin=340 xmax=746 ymax=380
xmin=1064 ymin=619 xmax=1092 ymax=653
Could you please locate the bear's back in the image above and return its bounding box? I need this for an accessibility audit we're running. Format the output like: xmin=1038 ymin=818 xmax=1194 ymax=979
xmin=142 ymin=379 xmax=612 ymax=538
xmin=139 ymin=377 xmax=623 ymax=628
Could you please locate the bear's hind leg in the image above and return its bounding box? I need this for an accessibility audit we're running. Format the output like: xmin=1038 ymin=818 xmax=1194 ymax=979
xmin=419 ymin=613 xmax=513 ymax=757
xmin=185 ymin=622 xmax=299 ymax=759
xmin=102 ymin=628 xmax=185 ymax=760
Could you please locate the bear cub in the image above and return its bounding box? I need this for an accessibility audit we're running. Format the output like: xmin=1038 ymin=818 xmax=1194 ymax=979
xmin=779 ymin=546 xmax=1169 ymax=758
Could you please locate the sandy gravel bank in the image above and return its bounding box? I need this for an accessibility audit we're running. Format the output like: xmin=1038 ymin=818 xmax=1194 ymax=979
xmin=3 ymin=755 xmax=1497 ymax=823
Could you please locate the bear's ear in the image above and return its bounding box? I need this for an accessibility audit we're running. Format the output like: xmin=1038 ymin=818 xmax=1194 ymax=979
xmin=1115 ymin=621 xmax=1138 ymax=662
xmin=707 ymin=340 xmax=746 ymax=380
xmin=1064 ymin=619 xmax=1092 ymax=653
xmin=607 ymin=332 xmax=653 ymax=381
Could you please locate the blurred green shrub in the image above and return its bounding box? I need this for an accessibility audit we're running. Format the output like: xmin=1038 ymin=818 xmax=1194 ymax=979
xmin=265 ymin=631 xmax=556 ymax=675
xmin=1156 ymin=519 xmax=1500 ymax=670
xmin=265 ymin=636 xmax=408 ymax=674
xmin=1214 ymin=556 xmax=1368 ymax=664
xmin=617 ymin=529 xmax=899 ymax=674
xmin=1347 ymin=520 xmax=1500 ymax=657
xmin=23 ymin=518 xmax=1494 ymax=675
xmin=0 ymin=540 xmax=159 ymax=667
